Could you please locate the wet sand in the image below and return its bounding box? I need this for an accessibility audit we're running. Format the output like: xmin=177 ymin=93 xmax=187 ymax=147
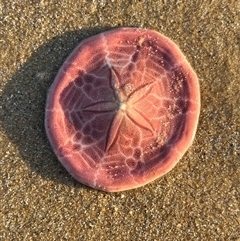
xmin=1 ymin=1 xmax=239 ymax=240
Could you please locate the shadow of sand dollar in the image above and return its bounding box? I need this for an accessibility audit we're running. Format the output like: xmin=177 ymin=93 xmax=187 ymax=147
xmin=0 ymin=27 xmax=112 ymax=187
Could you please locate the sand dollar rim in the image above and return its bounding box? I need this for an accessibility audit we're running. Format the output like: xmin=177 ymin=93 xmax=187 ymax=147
xmin=45 ymin=27 xmax=200 ymax=192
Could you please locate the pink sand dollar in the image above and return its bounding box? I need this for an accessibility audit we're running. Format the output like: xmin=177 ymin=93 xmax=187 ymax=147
xmin=45 ymin=27 xmax=200 ymax=192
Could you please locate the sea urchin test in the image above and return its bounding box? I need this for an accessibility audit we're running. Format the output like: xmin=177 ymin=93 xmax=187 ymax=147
xmin=45 ymin=27 xmax=200 ymax=192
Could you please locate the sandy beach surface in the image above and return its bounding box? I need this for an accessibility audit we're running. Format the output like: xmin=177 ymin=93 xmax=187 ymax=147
xmin=0 ymin=1 xmax=239 ymax=240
